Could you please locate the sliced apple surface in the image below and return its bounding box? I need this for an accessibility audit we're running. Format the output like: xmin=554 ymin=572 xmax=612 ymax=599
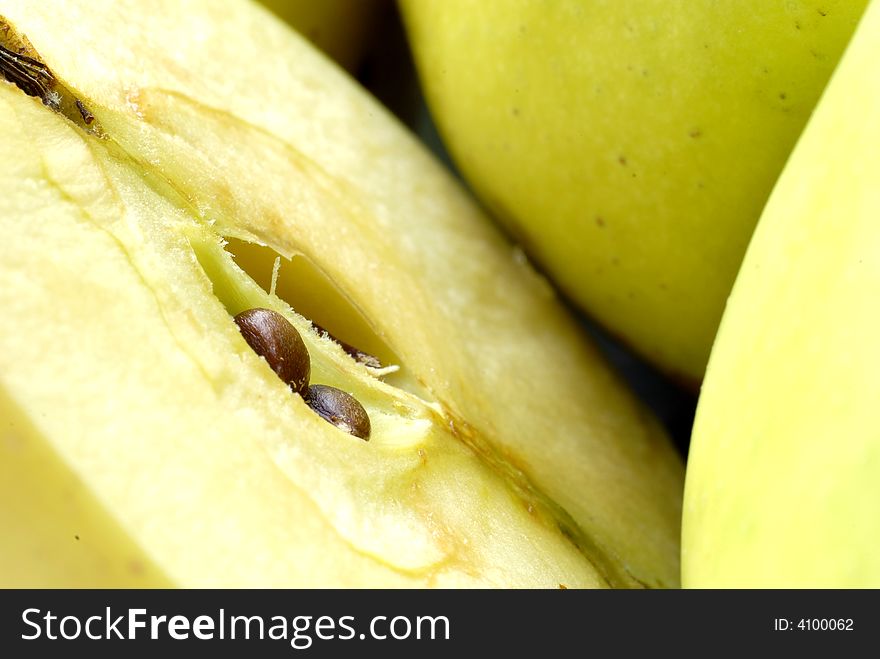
xmin=0 ymin=0 xmax=682 ymax=587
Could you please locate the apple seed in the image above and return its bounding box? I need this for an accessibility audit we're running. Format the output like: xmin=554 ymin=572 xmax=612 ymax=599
xmin=234 ymin=308 xmax=310 ymax=396
xmin=305 ymin=384 xmax=371 ymax=441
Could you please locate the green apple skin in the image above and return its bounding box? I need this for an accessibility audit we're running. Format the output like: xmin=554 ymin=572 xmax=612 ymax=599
xmin=682 ymin=1 xmax=880 ymax=587
xmin=0 ymin=0 xmax=683 ymax=587
xmin=401 ymin=0 xmax=868 ymax=383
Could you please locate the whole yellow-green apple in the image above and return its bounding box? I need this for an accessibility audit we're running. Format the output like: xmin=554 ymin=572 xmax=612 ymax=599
xmin=401 ymin=0 xmax=868 ymax=384
xmin=0 ymin=0 xmax=683 ymax=587
xmin=682 ymin=0 xmax=880 ymax=587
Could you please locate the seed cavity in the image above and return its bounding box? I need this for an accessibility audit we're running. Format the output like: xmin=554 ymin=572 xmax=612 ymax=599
xmin=305 ymin=384 xmax=371 ymax=441
xmin=234 ymin=308 xmax=310 ymax=396
xmin=311 ymin=321 xmax=383 ymax=369
xmin=221 ymin=238 xmax=401 ymax=376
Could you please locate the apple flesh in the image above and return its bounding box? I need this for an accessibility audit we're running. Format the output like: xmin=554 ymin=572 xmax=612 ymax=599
xmin=0 ymin=0 xmax=683 ymax=587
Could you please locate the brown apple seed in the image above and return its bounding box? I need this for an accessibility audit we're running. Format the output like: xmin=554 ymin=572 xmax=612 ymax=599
xmin=305 ymin=384 xmax=371 ymax=441
xmin=234 ymin=308 xmax=310 ymax=396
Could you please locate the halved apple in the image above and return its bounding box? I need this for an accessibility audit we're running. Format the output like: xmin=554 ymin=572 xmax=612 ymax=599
xmin=0 ymin=0 xmax=682 ymax=587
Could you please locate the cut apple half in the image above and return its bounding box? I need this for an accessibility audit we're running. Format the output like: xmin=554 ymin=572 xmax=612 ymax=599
xmin=0 ymin=0 xmax=683 ymax=588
